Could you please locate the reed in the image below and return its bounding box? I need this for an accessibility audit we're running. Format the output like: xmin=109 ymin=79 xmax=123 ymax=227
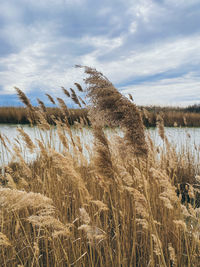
xmin=1 ymin=106 xmax=200 ymax=127
xmin=0 ymin=67 xmax=200 ymax=266
xmin=83 ymin=66 xmax=148 ymax=157
xmin=142 ymin=108 xmax=200 ymax=127
xmin=0 ymin=106 xmax=89 ymax=125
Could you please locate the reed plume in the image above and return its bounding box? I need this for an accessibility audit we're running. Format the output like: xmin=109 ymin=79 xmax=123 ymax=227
xmin=15 ymin=87 xmax=34 ymax=111
xmin=28 ymin=214 xmax=70 ymax=236
xmin=0 ymin=133 xmax=10 ymax=152
xmin=37 ymin=98 xmax=47 ymax=113
xmin=78 ymin=96 xmax=86 ymax=106
xmin=57 ymin=122 xmax=69 ymax=150
xmin=0 ymin=233 xmax=11 ymax=247
xmin=45 ymin=93 xmax=56 ymax=105
xmin=168 ymin=243 xmax=177 ymax=266
xmin=15 ymin=87 xmax=36 ymax=125
xmin=156 ymin=114 xmax=165 ymax=140
xmin=93 ymin=126 xmax=114 ymax=182
xmin=74 ymin=82 xmax=83 ymax=92
xmin=57 ymin=98 xmax=70 ymax=117
xmin=0 ymin=187 xmax=54 ymax=212
xmin=17 ymin=127 xmax=36 ymax=153
xmin=34 ymin=110 xmax=50 ymax=130
xmin=78 ymin=207 xmax=106 ymax=245
xmin=70 ymin=88 xmax=82 ymax=107
xmin=51 ymin=151 xmax=91 ymax=201
xmin=128 ymin=93 xmax=133 ymax=101
xmin=80 ymin=66 xmax=148 ymax=157
xmin=62 ymin=87 xmax=70 ymax=97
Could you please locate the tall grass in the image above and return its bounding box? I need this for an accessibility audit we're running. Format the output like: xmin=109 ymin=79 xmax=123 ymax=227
xmin=1 ymin=106 xmax=200 ymax=127
xmin=141 ymin=108 xmax=200 ymax=127
xmin=0 ymin=106 xmax=89 ymax=125
xmin=0 ymin=67 xmax=200 ymax=266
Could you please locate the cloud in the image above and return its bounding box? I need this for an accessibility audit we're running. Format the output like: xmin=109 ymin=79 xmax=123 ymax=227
xmin=79 ymin=34 xmax=200 ymax=82
xmin=121 ymin=72 xmax=200 ymax=106
xmin=0 ymin=39 xmax=85 ymax=96
xmin=0 ymin=0 xmax=200 ymax=106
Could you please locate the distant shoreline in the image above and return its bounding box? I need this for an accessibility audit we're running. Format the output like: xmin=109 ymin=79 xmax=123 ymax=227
xmin=0 ymin=105 xmax=200 ymax=127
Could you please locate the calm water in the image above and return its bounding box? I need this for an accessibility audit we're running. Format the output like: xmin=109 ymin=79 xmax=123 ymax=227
xmin=0 ymin=124 xmax=200 ymax=165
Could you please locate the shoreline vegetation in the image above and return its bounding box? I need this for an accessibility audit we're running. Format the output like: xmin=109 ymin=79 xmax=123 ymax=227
xmin=1 ymin=104 xmax=200 ymax=127
xmin=0 ymin=66 xmax=200 ymax=266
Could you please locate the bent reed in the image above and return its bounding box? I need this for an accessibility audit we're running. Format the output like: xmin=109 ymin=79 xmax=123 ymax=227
xmin=0 ymin=66 xmax=200 ymax=266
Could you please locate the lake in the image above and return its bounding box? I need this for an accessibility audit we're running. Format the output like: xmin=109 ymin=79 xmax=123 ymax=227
xmin=0 ymin=124 xmax=200 ymax=166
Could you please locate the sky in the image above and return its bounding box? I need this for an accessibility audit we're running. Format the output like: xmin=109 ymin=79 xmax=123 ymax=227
xmin=0 ymin=0 xmax=200 ymax=107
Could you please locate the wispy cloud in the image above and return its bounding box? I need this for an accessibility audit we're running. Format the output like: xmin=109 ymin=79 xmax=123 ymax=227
xmin=0 ymin=0 xmax=200 ymax=106
xmin=122 ymin=73 xmax=200 ymax=106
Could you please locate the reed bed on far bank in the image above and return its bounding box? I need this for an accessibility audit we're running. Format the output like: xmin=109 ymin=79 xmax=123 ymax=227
xmin=0 ymin=106 xmax=29 ymax=124
xmin=0 ymin=106 xmax=89 ymax=125
xmin=1 ymin=105 xmax=200 ymax=127
xmin=141 ymin=108 xmax=200 ymax=127
xmin=0 ymin=67 xmax=200 ymax=267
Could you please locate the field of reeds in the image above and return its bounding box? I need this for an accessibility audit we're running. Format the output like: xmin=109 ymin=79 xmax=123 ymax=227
xmin=141 ymin=108 xmax=200 ymax=127
xmin=0 ymin=66 xmax=200 ymax=267
xmin=1 ymin=101 xmax=200 ymax=128
xmin=0 ymin=106 xmax=89 ymax=125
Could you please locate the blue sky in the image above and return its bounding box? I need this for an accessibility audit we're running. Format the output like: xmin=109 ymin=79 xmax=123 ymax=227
xmin=0 ymin=0 xmax=200 ymax=107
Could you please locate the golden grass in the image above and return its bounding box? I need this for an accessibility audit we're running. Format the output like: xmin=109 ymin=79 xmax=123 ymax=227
xmin=1 ymin=105 xmax=200 ymax=128
xmin=0 ymin=66 xmax=200 ymax=266
xmin=0 ymin=106 xmax=89 ymax=125
xmin=142 ymin=108 xmax=200 ymax=127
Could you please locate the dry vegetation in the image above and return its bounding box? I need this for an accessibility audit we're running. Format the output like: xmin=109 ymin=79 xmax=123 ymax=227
xmin=1 ymin=104 xmax=200 ymax=128
xmin=0 ymin=66 xmax=200 ymax=266
xmin=1 ymin=105 xmax=200 ymax=127
xmin=0 ymin=106 xmax=89 ymax=125
xmin=141 ymin=108 xmax=200 ymax=127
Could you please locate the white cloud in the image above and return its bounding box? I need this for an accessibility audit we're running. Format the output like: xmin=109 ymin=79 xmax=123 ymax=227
xmin=81 ymin=35 xmax=124 ymax=51
xmin=77 ymin=34 xmax=200 ymax=84
xmin=0 ymin=38 xmax=85 ymax=98
xmin=128 ymin=0 xmax=164 ymax=23
xmin=0 ymin=0 xmax=200 ymax=106
xmin=122 ymin=73 xmax=200 ymax=106
xmin=129 ymin=22 xmax=138 ymax=33
xmin=1 ymin=32 xmax=200 ymax=107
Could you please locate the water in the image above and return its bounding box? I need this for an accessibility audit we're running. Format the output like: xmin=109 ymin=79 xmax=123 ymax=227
xmin=0 ymin=124 xmax=94 ymax=166
xmin=149 ymin=127 xmax=200 ymax=150
xmin=0 ymin=124 xmax=200 ymax=166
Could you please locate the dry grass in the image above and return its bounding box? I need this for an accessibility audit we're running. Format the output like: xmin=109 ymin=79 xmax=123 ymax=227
xmin=142 ymin=108 xmax=200 ymax=127
xmin=0 ymin=66 xmax=200 ymax=266
xmin=0 ymin=106 xmax=89 ymax=125
xmin=1 ymin=106 xmax=200 ymax=128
